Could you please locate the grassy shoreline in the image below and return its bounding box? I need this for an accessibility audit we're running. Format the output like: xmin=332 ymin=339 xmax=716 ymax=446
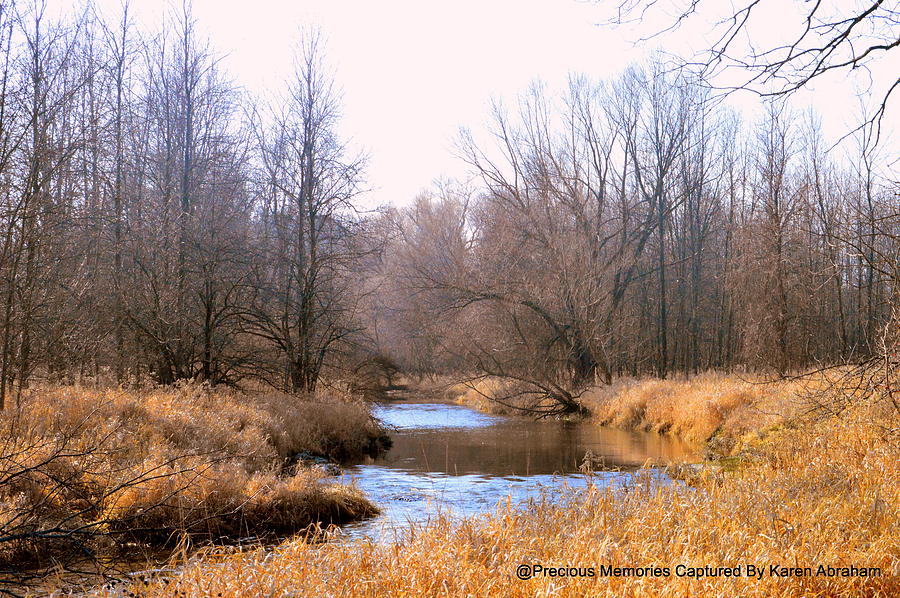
xmin=0 ymin=383 xmax=388 ymax=576
xmin=80 ymin=377 xmax=899 ymax=597
xmin=452 ymin=373 xmax=810 ymax=457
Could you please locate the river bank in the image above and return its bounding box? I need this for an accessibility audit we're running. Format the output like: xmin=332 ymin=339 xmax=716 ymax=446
xmin=81 ymin=386 xmax=899 ymax=597
xmin=0 ymin=383 xmax=389 ymax=583
xmin=452 ymin=372 xmax=808 ymax=457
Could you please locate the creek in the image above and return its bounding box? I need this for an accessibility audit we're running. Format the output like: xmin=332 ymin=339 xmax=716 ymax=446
xmin=339 ymin=398 xmax=695 ymax=540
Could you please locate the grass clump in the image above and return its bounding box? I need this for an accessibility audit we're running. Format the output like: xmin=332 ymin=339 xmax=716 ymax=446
xmin=451 ymin=376 xmax=526 ymax=415
xmin=0 ymin=383 xmax=386 ymax=570
xmin=582 ymin=372 xmax=800 ymax=448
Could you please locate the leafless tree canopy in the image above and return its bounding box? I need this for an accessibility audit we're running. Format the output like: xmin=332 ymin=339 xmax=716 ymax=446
xmin=606 ymin=0 xmax=900 ymax=136
xmin=0 ymin=3 xmax=374 ymax=406
xmin=377 ymin=65 xmax=898 ymax=414
xmin=0 ymin=0 xmax=894 ymax=418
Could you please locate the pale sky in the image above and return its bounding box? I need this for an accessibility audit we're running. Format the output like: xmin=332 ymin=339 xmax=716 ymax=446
xmin=180 ymin=0 xmax=633 ymax=208
xmin=81 ymin=0 xmax=899 ymax=208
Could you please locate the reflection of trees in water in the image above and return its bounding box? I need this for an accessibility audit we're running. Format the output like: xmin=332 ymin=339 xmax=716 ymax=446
xmin=380 ymin=418 xmax=693 ymax=477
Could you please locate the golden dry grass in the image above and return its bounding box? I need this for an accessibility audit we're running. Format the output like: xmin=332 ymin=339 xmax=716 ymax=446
xmin=582 ymin=372 xmax=805 ymax=449
xmin=79 ymin=396 xmax=899 ymax=598
xmin=0 ymin=383 xmax=385 ymax=568
xmin=456 ymin=372 xmax=810 ymax=453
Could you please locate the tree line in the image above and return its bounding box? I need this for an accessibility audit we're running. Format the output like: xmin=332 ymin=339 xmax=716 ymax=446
xmin=0 ymin=1 xmax=896 ymax=413
xmin=0 ymin=1 xmax=371 ymax=409
xmin=377 ymin=65 xmax=898 ymax=411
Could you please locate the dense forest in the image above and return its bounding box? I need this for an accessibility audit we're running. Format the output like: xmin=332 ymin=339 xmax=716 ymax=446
xmin=0 ymin=0 xmax=896 ymax=414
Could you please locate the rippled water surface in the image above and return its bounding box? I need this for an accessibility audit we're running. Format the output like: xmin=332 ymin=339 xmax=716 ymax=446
xmin=339 ymin=400 xmax=694 ymax=540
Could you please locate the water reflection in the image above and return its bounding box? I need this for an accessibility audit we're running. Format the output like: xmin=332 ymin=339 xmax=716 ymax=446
xmin=374 ymin=402 xmax=499 ymax=430
xmin=341 ymin=400 xmax=694 ymax=540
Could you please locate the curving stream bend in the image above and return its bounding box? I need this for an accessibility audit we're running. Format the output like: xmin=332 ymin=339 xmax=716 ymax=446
xmin=339 ymin=399 xmax=695 ymax=540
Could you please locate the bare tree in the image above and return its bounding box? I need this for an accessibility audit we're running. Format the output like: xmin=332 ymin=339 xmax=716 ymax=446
xmin=0 ymin=2 xmax=87 ymax=405
xmin=394 ymin=73 xmax=695 ymax=412
xmin=620 ymin=60 xmax=696 ymax=378
xmin=245 ymin=31 xmax=367 ymax=392
xmin=121 ymin=3 xmax=250 ymax=384
xmin=605 ymin=1 xmax=900 ymax=135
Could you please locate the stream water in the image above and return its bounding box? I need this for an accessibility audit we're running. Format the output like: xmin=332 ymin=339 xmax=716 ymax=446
xmin=338 ymin=399 xmax=695 ymax=540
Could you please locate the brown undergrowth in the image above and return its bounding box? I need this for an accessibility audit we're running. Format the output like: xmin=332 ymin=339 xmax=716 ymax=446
xmin=0 ymin=383 xmax=387 ymax=572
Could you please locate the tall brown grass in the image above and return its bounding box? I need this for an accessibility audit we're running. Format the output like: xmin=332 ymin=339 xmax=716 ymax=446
xmin=582 ymin=372 xmax=806 ymax=450
xmin=456 ymin=372 xmax=809 ymax=455
xmin=0 ymin=383 xmax=386 ymax=569
xmin=81 ymin=394 xmax=899 ymax=598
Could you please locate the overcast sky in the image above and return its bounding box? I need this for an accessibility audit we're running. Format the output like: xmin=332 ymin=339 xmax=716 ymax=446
xmin=83 ymin=0 xmax=898 ymax=209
